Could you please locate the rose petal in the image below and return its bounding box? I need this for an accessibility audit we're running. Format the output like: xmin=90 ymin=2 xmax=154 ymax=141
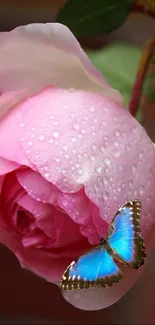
xmin=0 ymin=157 xmax=19 ymax=175
xmin=16 ymin=168 xmax=60 ymax=205
xmin=17 ymin=193 xmax=53 ymax=219
xmin=0 ymin=217 xmax=91 ymax=280
xmin=0 ymin=172 xmax=25 ymax=228
xmin=0 ymin=88 xmax=27 ymax=119
xmin=15 ymin=87 xmax=155 ymax=237
xmin=0 ymin=103 xmax=34 ymax=166
xmin=0 ymin=227 xmax=77 ymax=281
xmin=62 ymin=228 xmax=154 ymax=310
xmin=0 ymin=23 xmax=122 ymax=116
xmin=17 ymin=191 xmax=84 ymax=249
xmin=58 ymin=189 xmax=91 ymax=225
xmin=0 ymin=175 xmax=5 ymax=192
xmin=1 ymin=172 xmax=22 ymax=203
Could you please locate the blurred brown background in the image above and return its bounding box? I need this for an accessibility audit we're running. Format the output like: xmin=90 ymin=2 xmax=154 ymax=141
xmin=0 ymin=3 xmax=155 ymax=324
xmin=0 ymin=0 xmax=66 ymax=7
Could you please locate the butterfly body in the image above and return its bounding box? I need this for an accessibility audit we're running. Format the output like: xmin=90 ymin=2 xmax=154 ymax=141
xmin=60 ymin=200 xmax=146 ymax=291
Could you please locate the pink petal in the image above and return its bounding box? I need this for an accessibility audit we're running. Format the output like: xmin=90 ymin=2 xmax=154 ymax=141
xmin=0 ymin=101 xmax=34 ymax=166
xmin=17 ymin=191 xmax=84 ymax=249
xmin=0 ymin=88 xmax=28 ymax=119
xmin=0 ymin=175 xmax=5 ymax=192
xmin=0 ymin=215 xmax=90 ymax=281
xmin=16 ymin=168 xmax=60 ymax=205
xmin=17 ymin=193 xmax=53 ymax=219
xmin=16 ymin=167 xmax=106 ymax=245
xmin=15 ymin=87 xmax=155 ymax=237
xmin=0 ymin=172 xmax=25 ymax=228
xmin=0 ymin=227 xmax=79 ymax=281
xmin=0 ymin=157 xmax=19 ymax=175
xmin=0 ymin=23 xmax=122 ymax=119
xmin=58 ymin=189 xmax=91 ymax=225
xmin=58 ymin=190 xmax=108 ymax=245
xmin=1 ymin=172 xmax=22 ymax=204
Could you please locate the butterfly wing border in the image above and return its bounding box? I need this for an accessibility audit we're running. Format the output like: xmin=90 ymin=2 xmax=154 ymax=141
xmin=60 ymin=246 xmax=123 ymax=291
xmin=106 ymin=200 xmax=146 ymax=269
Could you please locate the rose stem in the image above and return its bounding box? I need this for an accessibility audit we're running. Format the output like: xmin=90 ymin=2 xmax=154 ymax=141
xmin=129 ymin=36 xmax=155 ymax=117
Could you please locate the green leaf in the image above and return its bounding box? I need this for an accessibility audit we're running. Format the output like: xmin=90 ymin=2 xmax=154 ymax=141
xmin=86 ymin=43 xmax=142 ymax=109
xmin=57 ymin=0 xmax=135 ymax=37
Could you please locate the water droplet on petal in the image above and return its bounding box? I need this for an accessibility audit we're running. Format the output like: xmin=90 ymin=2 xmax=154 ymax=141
xmin=62 ymin=145 xmax=67 ymax=152
xmin=64 ymin=105 xmax=69 ymax=110
xmin=38 ymin=135 xmax=45 ymax=141
xmin=118 ymin=164 xmax=123 ymax=172
xmin=103 ymin=191 xmax=109 ymax=200
xmin=104 ymin=157 xmax=111 ymax=166
xmin=112 ymin=149 xmax=120 ymax=157
xmin=100 ymin=146 xmax=105 ymax=153
xmin=139 ymin=151 xmax=144 ymax=160
xmin=27 ymin=140 xmax=33 ymax=146
xmin=81 ymin=129 xmax=86 ymax=134
xmin=61 ymin=169 xmax=67 ymax=174
xmin=55 ymin=157 xmax=60 ymax=163
xmin=114 ymin=141 xmax=119 ymax=147
xmin=146 ymin=196 xmax=151 ymax=203
xmin=131 ymin=126 xmax=137 ymax=133
xmin=91 ymin=144 xmax=96 ymax=151
xmin=130 ymin=164 xmax=136 ymax=172
xmin=114 ymin=130 xmax=120 ymax=137
xmin=125 ymin=143 xmax=131 ymax=151
xmin=90 ymin=107 xmax=95 ymax=112
xmin=96 ymin=166 xmax=102 ymax=174
xmin=121 ymin=182 xmax=125 ymax=188
xmin=77 ymin=168 xmax=83 ymax=175
xmin=20 ymin=122 xmax=25 ymax=128
xmin=44 ymin=172 xmax=50 ymax=179
xmin=128 ymin=180 xmax=133 ymax=188
xmin=73 ymin=123 xmax=80 ymax=131
xmin=48 ymin=138 xmax=54 ymax=144
xmin=103 ymin=176 xmax=109 ymax=185
xmin=71 ymin=137 xmax=77 ymax=143
xmin=90 ymin=155 xmax=95 ymax=161
xmin=138 ymin=185 xmax=145 ymax=196
xmin=64 ymin=154 xmax=69 ymax=159
xmin=52 ymin=131 xmax=59 ymax=139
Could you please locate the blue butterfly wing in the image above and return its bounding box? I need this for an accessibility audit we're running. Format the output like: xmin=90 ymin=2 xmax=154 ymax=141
xmin=107 ymin=200 xmax=146 ymax=269
xmin=60 ymin=246 xmax=123 ymax=290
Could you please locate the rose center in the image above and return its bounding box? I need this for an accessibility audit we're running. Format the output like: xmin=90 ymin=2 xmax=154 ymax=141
xmin=17 ymin=208 xmax=34 ymax=235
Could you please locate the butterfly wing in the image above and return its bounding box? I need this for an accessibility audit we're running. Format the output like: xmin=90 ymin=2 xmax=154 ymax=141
xmin=60 ymin=246 xmax=123 ymax=290
xmin=107 ymin=200 xmax=146 ymax=269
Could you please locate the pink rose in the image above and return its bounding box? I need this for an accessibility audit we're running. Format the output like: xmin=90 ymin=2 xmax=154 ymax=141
xmin=0 ymin=23 xmax=155 ymax=311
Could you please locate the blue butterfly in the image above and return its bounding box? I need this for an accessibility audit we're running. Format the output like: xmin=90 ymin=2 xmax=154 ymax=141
xmin=60 ymin=200 xmax=146 ymax=290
